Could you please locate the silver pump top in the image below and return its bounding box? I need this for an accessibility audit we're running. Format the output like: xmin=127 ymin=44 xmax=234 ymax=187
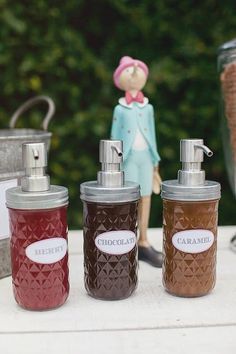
xmin=6 ymin=142 xmax=68 ymax=209
xmin=161 ymin=139 xmax=221 ymax=201
xmin=80 ymin=139 xmax=140 ymax=203
xmin=97 ymin=140 xmax=124 ymax=187
xmin=178 ymin=139 xmax=213 ymax=186
xmin=21 ymin=142 xmax=50 ymax=192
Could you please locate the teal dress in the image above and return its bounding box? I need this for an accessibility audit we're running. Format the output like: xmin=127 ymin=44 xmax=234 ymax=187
xmin=111 ymin=97 xmax=161 ymax=196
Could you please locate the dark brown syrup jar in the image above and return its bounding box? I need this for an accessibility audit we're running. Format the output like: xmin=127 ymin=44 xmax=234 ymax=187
xmin=161 ymin=139 xmax=221 ymax=297
xmin=82 ymin=200 xmax=139 ymax=300
xmin=80 ymin=140 xmax=140 ymax=300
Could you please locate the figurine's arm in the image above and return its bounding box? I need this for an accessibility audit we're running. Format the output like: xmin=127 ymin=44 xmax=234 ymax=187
xmin=149 ymin=105 xmax=162 ymax=194
xmin=149 ymin=105 xmax=161 ymax=167
xmin=111 ymin=105 xmax=122 ymax=140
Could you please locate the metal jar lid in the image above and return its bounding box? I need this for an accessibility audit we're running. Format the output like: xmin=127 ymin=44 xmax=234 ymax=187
xmin=218 ymin=38 xmax=236 ymax=53
xmin=6 ymin=185 xmax=68 ymax=210
xmin=161 ymin=179 xmax=221 ymax=201
xmin=80 ymin=181 xmax=140 ymax=203
xmin=218 ymin=39 xmax=236 ymax=70
xmin=161 ymin=139 xmax=221 ymax=201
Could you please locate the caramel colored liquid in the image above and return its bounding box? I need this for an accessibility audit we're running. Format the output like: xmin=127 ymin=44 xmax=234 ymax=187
xmin=83 ymin=201 xmax=138 ymax=300
xmin=163 ymin=199 xmax=219 ymax=297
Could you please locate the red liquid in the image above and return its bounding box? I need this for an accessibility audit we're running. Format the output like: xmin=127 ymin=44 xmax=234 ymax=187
xmin=8 ymin=206 xmax=69 ymax=310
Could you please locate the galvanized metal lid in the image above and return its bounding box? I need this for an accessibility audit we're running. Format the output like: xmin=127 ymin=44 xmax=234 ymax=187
xmin=161 ymin=139 xmax=221 ymax=201
xmin=218 ymin=38 xmax=236 ymax=53
xmin=218 ymin=39 xmax=236 ymax=70
xmin=80 ymin=180 xmax=140 ymax=203
xmin=6 ymin=185 xmax=68 ymax=209
xmin=161 ymin=179 xmax=221 ymax=201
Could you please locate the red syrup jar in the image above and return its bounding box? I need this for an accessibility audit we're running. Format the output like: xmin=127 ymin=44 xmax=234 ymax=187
xmin=8 ymin=206 xmax=69 ymax=310
xmin=6 ymin=142 xmax=69 ymax=310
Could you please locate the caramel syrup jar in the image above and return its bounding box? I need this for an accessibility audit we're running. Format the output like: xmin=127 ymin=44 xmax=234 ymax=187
xmin=161 ymin=139 xmax=221 ymax=297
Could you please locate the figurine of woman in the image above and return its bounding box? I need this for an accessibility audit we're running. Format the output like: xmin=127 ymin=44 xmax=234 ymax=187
xmin=111 ymin=56 xmax=162 ymax=267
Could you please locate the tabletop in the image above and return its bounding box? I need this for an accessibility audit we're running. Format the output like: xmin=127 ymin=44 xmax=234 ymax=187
xmin=0 ymin=226 xmax=236 ymax=354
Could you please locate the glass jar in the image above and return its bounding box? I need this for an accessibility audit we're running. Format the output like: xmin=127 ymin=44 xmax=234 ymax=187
xmin=80 ymin=140 xmax=140 ymax=300
xmin=6 ymin=142 xmax=69 ymax=310
xmin=218 ymin=39 xmax=236 ymax=197
xmin=82 ymin=200 xmax=139 ymax=300
xmin=161 ymin=139 xmax=221 ymax=297
xmin=8 ymin=206 xmax=69 ymax=310
xmin=162 ymin=199 xmax=219 ymax=297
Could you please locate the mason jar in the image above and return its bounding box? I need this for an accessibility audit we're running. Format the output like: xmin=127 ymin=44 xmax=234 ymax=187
xmin=218 ymin=39 xmax=236 ymax=197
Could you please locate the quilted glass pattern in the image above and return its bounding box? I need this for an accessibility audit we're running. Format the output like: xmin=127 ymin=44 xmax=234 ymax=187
xmin=162 ymin=199 xmax=219 ymax=297
xmin=83 ymin=201 xmax=138 ymax=300
xmin=9 ymin=206 xmax=69 ymax=310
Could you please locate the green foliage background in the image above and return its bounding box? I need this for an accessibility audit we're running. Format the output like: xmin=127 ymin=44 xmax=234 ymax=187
xmin=0 ymin=0 xmax=235 ymax=228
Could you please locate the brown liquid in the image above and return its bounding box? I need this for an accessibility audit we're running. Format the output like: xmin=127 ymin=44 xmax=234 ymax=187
xmin=163 ymin=199 xmax=219 ymax=297
xmin=83 ymin=201 xmax=138 ymax=300
xmin=220 ymin=62 xmax=236 ymax=162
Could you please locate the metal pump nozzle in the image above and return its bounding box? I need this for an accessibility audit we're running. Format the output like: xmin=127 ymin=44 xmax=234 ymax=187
xmin=21 ymin=142 xmax=50 ymax=192
xmin=161 ymin=138 xmax=221 ymax=201
xmin=111 ymin=145 xmax=123 ymax=157
xmin=178 ymin=139 xmax=213 ymax=186
xmin=97 ymin=140 xmax=124 ymax=187
xmin=195 ymin=144 xmax=213 ymax=157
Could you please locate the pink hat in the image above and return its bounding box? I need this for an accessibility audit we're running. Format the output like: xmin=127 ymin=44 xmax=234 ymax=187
xmin=113 ymin=56 xmax=149 ymax=89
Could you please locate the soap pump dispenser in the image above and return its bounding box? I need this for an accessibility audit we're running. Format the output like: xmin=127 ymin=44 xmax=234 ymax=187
xmin=161 ymin=139 xmax=221 ymax=297
xmin=80 ymin=140 xmax=140 ymax=300
xmin=6 ymin=142 xmax=69 ymax=310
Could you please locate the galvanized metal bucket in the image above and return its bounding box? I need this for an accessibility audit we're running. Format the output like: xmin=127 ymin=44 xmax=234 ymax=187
xmin=0 ymin=95 xmax=55 ymax=180
xmin=0 ymin=95 xmax=55 ymax=279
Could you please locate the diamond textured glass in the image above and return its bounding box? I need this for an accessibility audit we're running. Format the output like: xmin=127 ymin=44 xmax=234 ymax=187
xmin=9 ymin=207 xmax=69 ymax=310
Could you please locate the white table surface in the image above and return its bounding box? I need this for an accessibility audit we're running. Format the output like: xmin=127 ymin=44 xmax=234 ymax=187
xmin=0 ymin=226 xmax=236 ymax=354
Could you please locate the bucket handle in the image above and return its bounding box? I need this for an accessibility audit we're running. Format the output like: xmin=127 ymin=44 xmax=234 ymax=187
xmin=9 ymin=96 xmax=55 ymax=131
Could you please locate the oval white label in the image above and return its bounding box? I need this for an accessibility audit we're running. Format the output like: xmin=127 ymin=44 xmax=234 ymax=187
xmin=95 ymin=230 xmax=136 ymax=255
xmin=172 ymin=229 xmax=214 ymax=254
xmin=25 ymin=237 xmax=67 ymax=264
